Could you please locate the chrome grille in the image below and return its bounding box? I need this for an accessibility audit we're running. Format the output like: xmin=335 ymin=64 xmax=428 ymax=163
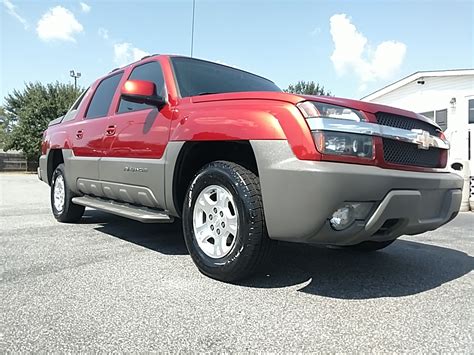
xmin=376 ymin=112 xmax=438 ymax=136
xmin=382 ymin=139 xmax=441 ymax=168
xmin=376 ymin=112 xmax=442 ymax=168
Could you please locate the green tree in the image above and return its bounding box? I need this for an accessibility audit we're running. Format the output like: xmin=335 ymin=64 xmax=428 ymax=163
xmin=284 ymin=81 xmax=331 ymax=96
xmin=3 ymin=82 xmax=82 ymax=162
xmin=0 ymin=106 xmax=16 ymax=149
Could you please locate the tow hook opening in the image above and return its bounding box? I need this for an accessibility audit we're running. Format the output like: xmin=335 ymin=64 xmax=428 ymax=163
xmin=375 ymin=218 xmax=402 ymax=236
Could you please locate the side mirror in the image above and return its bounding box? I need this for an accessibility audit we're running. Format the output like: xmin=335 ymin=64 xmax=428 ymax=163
xmin=120 ymin=80 xmax=166 ymax=108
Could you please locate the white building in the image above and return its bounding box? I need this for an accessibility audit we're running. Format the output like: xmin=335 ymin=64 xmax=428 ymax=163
xmin=362 ymin=69 xmax=474 ymax=167
xmin=362 ymin=69 xmax=474 ymax=210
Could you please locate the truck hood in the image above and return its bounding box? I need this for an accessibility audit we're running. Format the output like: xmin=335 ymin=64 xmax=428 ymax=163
xmin=191 ymin=91 xmax=437 ymax=127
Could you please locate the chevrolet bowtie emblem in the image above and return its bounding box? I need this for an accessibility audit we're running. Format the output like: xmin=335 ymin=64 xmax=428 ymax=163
xmin=412 ymin=129 xmax=434 ymax=150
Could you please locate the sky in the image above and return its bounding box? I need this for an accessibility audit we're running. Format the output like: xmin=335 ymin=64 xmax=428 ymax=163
xmin=1 ymin=0 xmax=473 ymax=103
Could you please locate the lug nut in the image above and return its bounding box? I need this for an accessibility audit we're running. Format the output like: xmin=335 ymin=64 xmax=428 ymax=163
xmin=213 ymin=207 xmax=218 ymax=213
xmin=209 ymin=215 xmax=213 ymax=221
xmin=221 ymin=222 xmax=225 ymax=227
xmin=217 ymin=229 xmax=220 ymax=235
xmin=219 ymin=211 xmax=224 ymax=217
xmin=210 ymin=225 xmax=214 ymax=231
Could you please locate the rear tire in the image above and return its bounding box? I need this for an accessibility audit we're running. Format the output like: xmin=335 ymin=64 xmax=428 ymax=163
xmin=50 ymin=163 xmax=84 ymax=223
xmin=345 ymin=239 xmax=396 ymax=251
xmin=182 ymin=161 xmax=272 ymax=282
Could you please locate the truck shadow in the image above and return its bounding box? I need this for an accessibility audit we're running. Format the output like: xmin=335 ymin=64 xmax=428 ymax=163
xmin=82 ymin=210 xmax=188 ymax=256
xmin=84 ymin=210 xmax=473 ymax=300
xmin=246 ymin=240 xmax=473 ymax=299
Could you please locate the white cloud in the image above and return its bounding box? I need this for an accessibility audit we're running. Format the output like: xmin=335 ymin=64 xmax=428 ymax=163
xmin=80 ymin=2 xmax=91 ymax=13
xmin=113 ymin=42 xmax=149 ymax=66
xmin=98 ymin=27 xmax=109 ymax=40
xmin=329 ymin=13 xmax=406 ymax=86
xmin=3 ymin=0 xmax=28 ymax=29
xmin=36 ymin=6 xmax=83 ymax=42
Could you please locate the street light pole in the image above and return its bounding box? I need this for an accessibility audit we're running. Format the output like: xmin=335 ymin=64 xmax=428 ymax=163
xmin=69 ymin=70 xmax=81 ymax=89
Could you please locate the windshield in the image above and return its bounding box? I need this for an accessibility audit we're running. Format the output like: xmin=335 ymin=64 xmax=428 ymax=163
xmin=171 ymin=57 xmax=281 ymax=98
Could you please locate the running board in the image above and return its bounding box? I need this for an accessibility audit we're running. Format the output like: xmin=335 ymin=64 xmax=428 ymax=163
xmin=72 ymin=196 xmax=174 ymax=224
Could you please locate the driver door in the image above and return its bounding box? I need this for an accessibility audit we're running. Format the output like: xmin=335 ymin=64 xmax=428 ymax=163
xmin=99 ymin=60 xmax=172 ymax=209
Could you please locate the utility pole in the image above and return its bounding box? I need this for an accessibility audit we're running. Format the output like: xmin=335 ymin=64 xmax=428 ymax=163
xmin=69 ymin=70 xmax=81 ymax=89
xmin=190 ymin=0 xmax=196 ymax=57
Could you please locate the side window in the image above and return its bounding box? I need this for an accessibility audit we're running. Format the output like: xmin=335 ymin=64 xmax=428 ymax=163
xmin=117 ymin=61 xmax=165 ymax=113
xmin=85 ymin=72 xmax=123 ymax=119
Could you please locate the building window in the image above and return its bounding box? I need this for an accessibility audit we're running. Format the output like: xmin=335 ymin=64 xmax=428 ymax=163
xmin=420 ymin=111 xmax=434 ymax=120
xmin=435 ymin=109 xmax=448 ymax=131
xmin=469 ymin=99 xmax=474 ymax=124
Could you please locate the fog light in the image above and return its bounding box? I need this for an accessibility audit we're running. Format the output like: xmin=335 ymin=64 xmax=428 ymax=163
xmin=329 ymin=202 xmax=374 ymax=231
xmin=330 ymin=205 xmax=355 ymax=231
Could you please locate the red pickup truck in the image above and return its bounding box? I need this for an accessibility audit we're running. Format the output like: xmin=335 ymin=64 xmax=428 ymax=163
xmin=39 ymin=55 xmax=462 ymax=281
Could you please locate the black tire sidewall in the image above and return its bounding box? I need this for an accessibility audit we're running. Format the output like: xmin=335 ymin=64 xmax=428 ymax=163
xmin=50 ymin=163 xmax=81 ymax=222
xmin=183 ymin=163 xmax=262 ymax=278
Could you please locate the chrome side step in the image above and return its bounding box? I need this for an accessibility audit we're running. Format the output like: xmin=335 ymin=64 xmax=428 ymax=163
xmin=72 ymin=196 xmax=174 ymax=224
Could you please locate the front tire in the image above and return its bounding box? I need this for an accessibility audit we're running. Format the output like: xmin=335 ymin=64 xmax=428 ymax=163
xmin=50 ymin=163 xmax=84 ymax=223
xmin=182 ymin=161 xmax=272 ymax=282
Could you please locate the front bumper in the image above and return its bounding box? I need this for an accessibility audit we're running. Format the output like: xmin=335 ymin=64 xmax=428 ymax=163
xmin=251 ymin=141 xmax=463 ymax=245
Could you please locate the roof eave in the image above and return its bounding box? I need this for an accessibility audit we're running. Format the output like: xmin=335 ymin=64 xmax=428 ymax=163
xmin=361 ymin=69 xmax=474 ymax=101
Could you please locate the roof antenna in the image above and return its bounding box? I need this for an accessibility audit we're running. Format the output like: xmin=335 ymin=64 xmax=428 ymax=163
xmin=190 ymin=0 xmax=196 ymax=57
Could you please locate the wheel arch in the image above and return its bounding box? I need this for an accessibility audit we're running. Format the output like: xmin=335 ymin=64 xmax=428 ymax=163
xmin=46 ymin=149 xmax=64 ymax=185
xmin=170 ymin=141 xmax=258 ymax=217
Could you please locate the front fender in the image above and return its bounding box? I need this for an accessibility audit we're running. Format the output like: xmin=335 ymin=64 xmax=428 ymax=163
xmin=169 ymin=100 xmax=319 ymax=160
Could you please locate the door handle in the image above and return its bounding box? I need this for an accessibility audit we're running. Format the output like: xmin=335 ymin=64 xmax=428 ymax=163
xmin=76 ymin=130 xmax=83 ymax=139
xmin=106 ymin=125 xmax=116 ymax=136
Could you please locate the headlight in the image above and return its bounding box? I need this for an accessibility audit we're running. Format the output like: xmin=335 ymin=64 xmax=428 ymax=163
xmin=297 ymin=101 xmax=366 ymax=122
xmin=312 ymin=131 xmax=374 ymax=159
xmin=297 ymin=101 xmax=373 ymax=159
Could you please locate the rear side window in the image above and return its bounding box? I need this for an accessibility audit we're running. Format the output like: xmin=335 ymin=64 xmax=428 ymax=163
xmin=63 ymin=88 xmax=90 ymax=122
xmin=85 ymin=72 xmax=123 ymax=119
xmin=70 ymin=88 xmax=89 ymax=111
xmin=118 ymin=61 xmax=166 ymax=113
xmin=171 ymin=57 xmax=281 ymax=98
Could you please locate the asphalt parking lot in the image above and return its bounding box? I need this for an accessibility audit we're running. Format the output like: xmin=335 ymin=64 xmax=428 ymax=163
xmin=1 ymin=173 xmax=473 ymax=352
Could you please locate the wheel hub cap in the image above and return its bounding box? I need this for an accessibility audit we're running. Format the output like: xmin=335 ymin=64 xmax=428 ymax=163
xmin=193 ymin=185 xmax=239 ymax=259
xmin=53 ymin=175 xmax=65 ymax=212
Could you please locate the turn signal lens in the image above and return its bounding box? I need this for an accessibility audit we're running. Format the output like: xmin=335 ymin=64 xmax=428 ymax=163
xmin=312 ymin=131 xmax=374 ymax=159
